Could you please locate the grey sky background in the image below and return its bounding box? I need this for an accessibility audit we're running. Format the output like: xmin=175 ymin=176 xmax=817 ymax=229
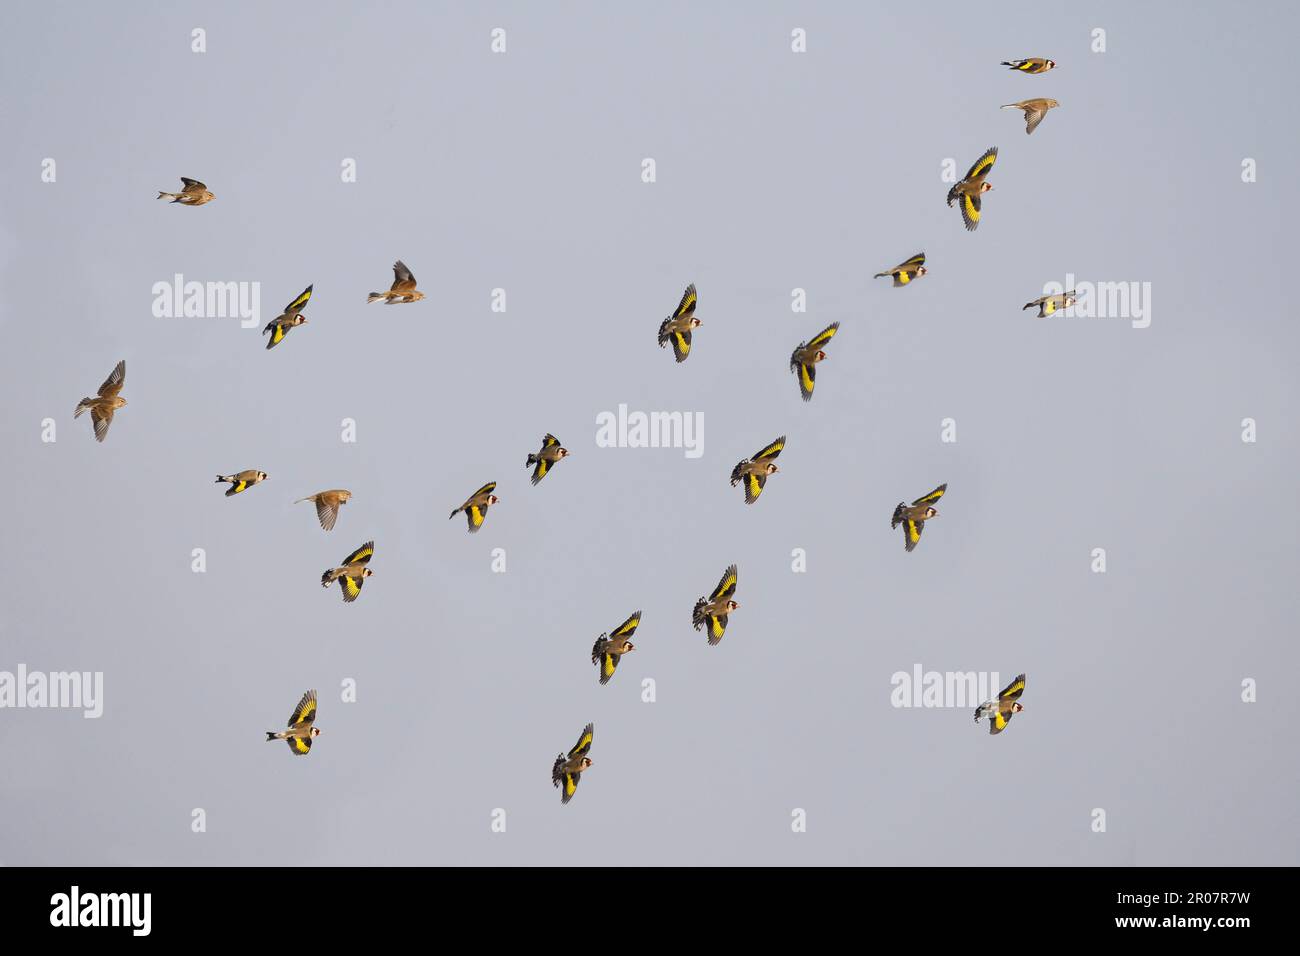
xmin=1 ymin=0 xmax=1297 ymax=866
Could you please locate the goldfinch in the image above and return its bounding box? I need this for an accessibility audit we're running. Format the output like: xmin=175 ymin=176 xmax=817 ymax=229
xmin=321 ymin=540 xmax=374 ymax=603
xmin=262 ymin=284 xmax=313 ymax=349
xmin=367 ymin=260 xmax=424 ymax=304
xmin=294 ymin=489 xmax=353 ymax=531
xmin=1002 ymin=98 xmax=1059 ymax=135
xmin=551 ymin=722 xmax=594 ymax=805
xmin=874 ymin=253 xmax=927 ymax=287
xmin=730 ymin=436 xmax=785 ymax=504
xmin=449 ymin=482 xmax=499 ymax=533
xmin=592 ymin=611 xmax=640 ymax=685
xmin=891 ymin=483 xmax=947 ymax=553
xmin=1023 ymin=290 xmax=1077 ymax=317
xmin=974 ymin=674 xmax=1026 ymax=735
xmin=214 ymin=470 xmax=268 ymax=497
xmin=1001 ymin=58 xmax=1055 ymax=75
xmin=947 ymin=148 xmax=997 ymax=231
xmin=73 ymin=360 xmax=127 ymax=443
xmin=790 ymin=322 xmax=840 ymax=402
xmin=526 ymin=434 xmax=569 ymax=486
xmin=692 ymin=564 xmax=739 ymax=646
xmin=657 ymin=283 xmax=702 ymax=363
xmin=157 ymin=177 xmax=214 ymax=206
xmin=266 ymin=689 xmax=320 ymax=755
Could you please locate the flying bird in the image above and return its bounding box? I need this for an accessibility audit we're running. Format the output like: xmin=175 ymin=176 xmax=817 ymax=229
xmin=263 ymin=284 xmax=313 ymax=349
xmin=266 ymin=689 xmax=320 ymax=755
xmin=592 ymin=611 xmax=641 ymax=685
xmin=551 ymin=722 xmax=594 ymax=805
xmin=692 ymin=564 xmax=739 ymax=645
xmin=449 ymin=482 xmax=499 ymax=533
xmin=157 ymin=177 xmax=214 ymax=206
xmin=367 ymin=261 xmax=424 ymax=303
xmin=526 ymin=434 xmax=569 ymax=486
xmin=321 ymin=540 xmax=374 ymax=603
xmin=891 ymin=483 xmax=947 ymax=553
xmin=974 ymin=674 xmax=1026 ymax=735
xmin=657 ymin=283 xmax=702 ymax=363
xmin=874 ymin=253 xmax=927 ymax=287
xmin=215 ymin=470 xmax=268 ymax=497
xmin=1023 ymin=289 xmax=1077 ymax=317
xmin=947 ymin=147 xmax=998 ymax=231
xmin=730 ymin=436 xmax=785 ymax=504
xmin=790 ymin=322 xmax=840 ymax=402
xmin=1002 ymin=98 xmax=1059 ymax=135
xmin=73 ymin=360 xmax=127 ymax=443
xmin=1001 ymin=57 xmax=1055 ymax=75
xmin=295 ymin=489 xmax=353 ymax=531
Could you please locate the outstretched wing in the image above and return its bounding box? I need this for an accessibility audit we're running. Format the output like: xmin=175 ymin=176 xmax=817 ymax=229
xmin=752 ymin=436 xmax=785 ymax=461
xmin=98 ymin=360 xmax=126 ymax=398
xmin=180 ymin=177 xmax=207 ymax=190
xmin=391 ymin=260 xmax=416 ymax=289
xmin=339 ymin=574 xmax=365 ymax=602
xmin=911 ymin=484 xmax=947 ymax=507
xmin=671 ymin=283 xmax=697 ymax=319
xmin=286 ymin=736 xmax=313 ymax=755
xmin=902 ymin=517 xmax=924 ymax=552
xmin=568 ymin=723 xmax=594 ymax=759
xmin=471 ymin=481 xmax=497 ymax=499
xmin=959 ymin=191 xmax=982 ymax=231
xmin=342 ymin=540 xmax=375 ymax=567
xmin=805 ymin=322 xmax=839 ymax=350
xmin=709 ymin=564 xmax=738 ymax=602
xmin=669 ymin=328 xmax=692 ymax=362
xmin=287 ymin=689 xmax=317 ymax=728
xmin=283 ymin=284 xmax=313 ymax=315
xmin=706 ymin=612 xmax=729 ymax=646
xmin=963 ymin=146 xmax=998 ymax=183
xmin=998 ymin=674 xmax=1026 ymax=702
xmin=610 ymin=611 xmax=641 ymax=639
xmin=743 ymin=471 xmax=767 ymax=504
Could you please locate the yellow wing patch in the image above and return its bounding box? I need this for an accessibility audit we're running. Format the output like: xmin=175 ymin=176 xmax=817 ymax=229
xmin=611 ymin=612 xmax=641 ymax=638
xmin=342 ymin=541 xmax=374 ymax=566
xmin=746 ymin=472 xmax=764 ymax=503
xmin=569 ymin=724 xmax=594 ymax=758
xmin=289 ymin=691 xmax=317 ymax=726
xmin=753 ymin=436 xmax=785 ymax=461
xmin=287 ymin=736 xmax=312 ymax=755
xmin=564 ymin=773 xmax=578 ymax=797
xmin=907 ymin=520 xmax=921 ymax=544
xmin=285 ymin=285 xmax=313 ymax=314
xmin=896 ymin=270 xmax=911 ymax=285
xmin=708 ymin=614 xmax=727 ymax=645
xmin=710 ymin=566 xmax=738 ymax=602
xmin=964 ymin=147 xmax=998 ymax=182
xmin=962 ymin=193 xmax=981 ymax=228
xmin=806 ymin=323 xmax=839 ymax=350
xmin=271 ymin=323 xmax=287 ymax=345
xmin=672 ymin=330 xmax=691 ymax=361
xmin=340 ymin=575 xmax=364 ymax=602
xmin=468 ymin=505 xmax=486 ymax=530
xmin=602 ymin=653 xmax=617 ymax=682
xmin=999 ymin=675 xmax=1026 ymax=701
xmin=912 ymin=484 xmax=947 ymax=506
xmin=672 ymin=283 xmax=698 ymax=319
xmin=799 ymin=362 xmax=815 ymax=399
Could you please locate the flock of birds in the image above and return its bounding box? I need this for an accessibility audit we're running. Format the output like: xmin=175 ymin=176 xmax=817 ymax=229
xmin=75 ymin=56 xmax=1061 ymax=803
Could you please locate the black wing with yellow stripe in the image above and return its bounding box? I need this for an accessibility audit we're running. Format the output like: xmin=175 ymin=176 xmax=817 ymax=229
xmin=339 ymin=574 xmax=365 ymax=602
xmin=998 ymin=674 xmax=1026 ymax=703
xmin=287 ymin=689 xmax=317 ymax=728
xmin=597 ymin=647 xmax=619 ymax=685
xmin=568 ymin=723 xmax=594 ymax=759
xmin=705 ymin=611 xmax=730 ymax=645
xmin=283 ymin=284 xmax=313 ymax=315
xmin=752 ymin=436 xmax=785 ymax=462
xmin=963 ymin=147 xmax=998 ymax=183
xmin=610 ymin=611 xmax=641 ymax=639
xmin=263 ymin=319 xmax=290 ymax=349
xmin=669 ymin=328 xmax=692 ymax=362
xmin=671 ymin=283 xmax=698 ymax=319
xmin=286 ymin=735 xmax=313 ymax=755
xmin=902 ymin=517 xmax=924 ymax=552
xmin=341 ymin=540 xmax=375 ymax=567
xmin=911 ymin=484 xmax=947 ymax=507
xmin=959 ymin=192 xmax=982 ymax=231
xmin=709 ymin=565 xmax=738 ymax=603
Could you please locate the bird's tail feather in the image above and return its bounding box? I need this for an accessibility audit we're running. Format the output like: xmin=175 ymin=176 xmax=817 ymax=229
xmin=367 ymin=292 xmax=386 ymax=303
xmin=320 ymin=570 xmax=334 ymax=587
xmin=266 ymin=731 xmax=279 ymax=741
xmin=74 ymin=399 xmax=94 ymax=418
xmin=215 ymin=475 xmax=229 ymax=483
xmin=526 ymin=453 xmax=538 ymax=466
xmin=448 ymin=508 xmax=460 ymax=520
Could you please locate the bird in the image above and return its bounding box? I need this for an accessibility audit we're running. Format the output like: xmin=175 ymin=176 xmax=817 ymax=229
xmin=1023 ymin=289 xmax=1078 ymax=317
xmin=974 ymin=674 xmax=1026 ymax=735
xmin=321 ymin=540 xmax=375 ymax=603
xmin=449 ymin=482 xmax=499 ymax=533
xmin=592 ymin=611 xmax=640 ymax=685
xmin=214 ymin=470 xmax=268 ymax=497
xmin=730 ymin=436 xmax=785 ymax=504
xmin=657 ymin=283 xmax=702 ymax=363
xmin=367 ymin=261 xmax=425 ymax=303
xmin=790 ymin=323 xmax=840 ymax=402
xmin=73 ymin=360 xmax=127 ymax=443
xmin=294 ymin=489 xmax=353 ymax=531
xmin=262 ymin=284 xmax=313 ymax=349
xmin=947 ymin=147 xmax=998 ymax=231
xmin=1001 ymin=57 xmax=1055 ymax=75
xmin=551 ymin=722 xmax=594 ymax=805
xmin=526 ymin=434 xmax=569 ymax=486
xmin=891 ymin=483 xmax=947 ymax=553
xmin=874 ymin=253 xmax=927 ymax=287
xmin=156 ymin=177 xmax=214 ymax=206
xmin=692 ymin=564 xmax=739 ymax=646
xmin=266 ymin=689 xmax=320 ymax=755
xmin=1002 ymin=98 xmax=1059 ymax=135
